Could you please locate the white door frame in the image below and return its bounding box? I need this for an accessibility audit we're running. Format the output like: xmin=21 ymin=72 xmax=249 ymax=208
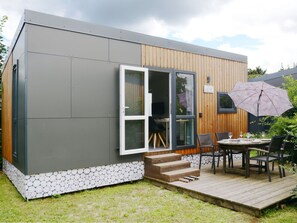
xmin=119 ymin=65 xmax=150 ymax=155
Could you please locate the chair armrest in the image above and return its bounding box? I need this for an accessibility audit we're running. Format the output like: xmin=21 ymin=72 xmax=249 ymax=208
xmin=198 ymin=145 xmax=214 ymax=149
xmin=247 ymin=147 xmax=268 ymax=153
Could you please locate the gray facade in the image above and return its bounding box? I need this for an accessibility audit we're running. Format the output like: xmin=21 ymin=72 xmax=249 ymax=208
xmin=14 ymin=22 xmax=143 ymax=175
xmin=5 ymin=10 xmax=247 ymax=176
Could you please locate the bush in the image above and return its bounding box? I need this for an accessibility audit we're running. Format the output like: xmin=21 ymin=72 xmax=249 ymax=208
xmin=269 ymin=114 xmax=297 ymax=136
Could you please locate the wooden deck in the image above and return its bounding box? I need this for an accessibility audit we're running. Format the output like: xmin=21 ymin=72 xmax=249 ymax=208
xmin=145 ymin=162 xmax=297 ymax=217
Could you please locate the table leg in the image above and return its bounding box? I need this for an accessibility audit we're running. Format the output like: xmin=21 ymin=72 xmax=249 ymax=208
xmin=245 ymin=150 xmax=250 ymax=178
xmin=223 ymin=147 xmax=226 ymax=173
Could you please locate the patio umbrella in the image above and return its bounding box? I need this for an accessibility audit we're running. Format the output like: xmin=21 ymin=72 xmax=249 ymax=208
xmin=228 ymin=81 xmax=293 ymax=116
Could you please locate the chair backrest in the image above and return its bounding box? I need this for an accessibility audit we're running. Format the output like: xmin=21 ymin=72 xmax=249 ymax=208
xmin=215 ymin=132 xmax=229 ymax=141
xmin=268 ymin=135 xmax=285 ymax=153
xmin=197 ymin=133 xmax=214 ymax=147
xmin=283 ymin=135 xmax=295 ymax=152
xmin=149 ymin=117 xmax=161 ymax=132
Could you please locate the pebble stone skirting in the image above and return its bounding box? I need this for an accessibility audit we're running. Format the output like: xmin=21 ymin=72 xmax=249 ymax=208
xmin=3 ymin=154 xmax=242 ymax=200
xmin=182 ymin=153 xmax=242 ymax=167
xmin=3 ymin=159 xmax=144 ymax=200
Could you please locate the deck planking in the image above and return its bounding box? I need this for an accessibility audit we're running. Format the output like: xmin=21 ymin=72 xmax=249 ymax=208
xmin=145 ymin=161 xmax=297 ymax=217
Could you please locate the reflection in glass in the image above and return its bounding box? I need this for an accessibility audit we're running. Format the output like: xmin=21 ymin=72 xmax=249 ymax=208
xmin=125 ymin=70 xmax=144 ymax=116
xmin=125 ymin=120 xmax=144 ymax=150
xmin=176 ymin=119 xmax=194 ymax=146
xmin=176 ymin=73 xmax=194 ymax=115
xmin=217 ymin=92 xmax=237 ymax=113
xmin=219 ymin=94 xmax=233 ymax=108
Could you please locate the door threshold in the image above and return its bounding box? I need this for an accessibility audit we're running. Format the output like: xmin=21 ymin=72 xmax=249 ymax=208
xmin=148 ymin=148 xmax=171 ymax=153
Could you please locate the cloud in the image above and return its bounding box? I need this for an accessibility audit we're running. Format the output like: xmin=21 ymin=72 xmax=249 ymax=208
xmin=1 ymin=0 xmax=297 ymax=72
xmin=62 ymin=0 xmax=228 ymax=27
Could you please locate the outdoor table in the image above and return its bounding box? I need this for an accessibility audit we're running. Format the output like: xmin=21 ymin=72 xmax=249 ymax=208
xmin=217 ymin=139 xmax=271 ymax=177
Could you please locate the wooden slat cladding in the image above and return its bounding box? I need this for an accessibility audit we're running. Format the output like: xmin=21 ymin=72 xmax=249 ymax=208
xmin=2 ymin=55 xmax=13 ymax=163
xmin=142 ymin=45 xmax=248 ymax=155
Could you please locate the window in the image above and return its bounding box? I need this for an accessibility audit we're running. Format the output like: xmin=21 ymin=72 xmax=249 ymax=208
xmin=217 ymin=92 xmax=237 ymax=113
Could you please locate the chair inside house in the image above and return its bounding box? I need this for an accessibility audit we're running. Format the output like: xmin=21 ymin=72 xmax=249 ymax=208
xmin=197 ymin=133 xmax=224 ymax=174
xmin=246 ymin=135 xmax=285 ymax=182
xmin=215 ymin=132 xmax=243 ymax=168
xmin=148 ymin=117 xmax=166 ymax=148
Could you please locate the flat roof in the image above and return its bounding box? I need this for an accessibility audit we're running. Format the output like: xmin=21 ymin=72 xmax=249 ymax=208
xmin=249 ymin=67 xmax=297 ymax=87
xmin=4 ymin=10 xmax=247 ymax=69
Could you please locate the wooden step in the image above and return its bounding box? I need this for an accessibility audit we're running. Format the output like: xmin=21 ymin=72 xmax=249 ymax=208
xmin=144 ymin=153 xmax=182 ymax=165
xmin=152 ymin=160 xmax=191 ymax=173
xmin=161 ymin=167 xmax=200 ymax=182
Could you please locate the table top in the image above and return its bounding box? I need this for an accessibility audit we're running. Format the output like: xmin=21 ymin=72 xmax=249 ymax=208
xmin=218 ymin=138 xmax=271 ymax=146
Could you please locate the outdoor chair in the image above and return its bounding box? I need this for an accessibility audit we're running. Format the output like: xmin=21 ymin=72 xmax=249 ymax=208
xmin=148 ymin=117 xmax=166 ymax=148
xmin=271 ymin=134 xmax=295 ymax=177
xmin=246 ymin=135 xmax=285 ymax=182
xmin=197 ymin=133 xmax=224 ymax=174
xmin=215 ymin=132 xmax=243 ymax=168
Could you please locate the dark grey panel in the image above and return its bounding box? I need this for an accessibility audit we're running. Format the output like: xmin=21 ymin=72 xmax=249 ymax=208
xmin=72 ymin=59 xmax=119 ymax=118
xmin=109 ymin=40 xmax=141 ymax=65
xmin=27 ymin=25 xmax=109 ymax=61
xmin=27 ymin=118 xmax=110 ymax=174
xmin=12 ymin=43 xmax=26 ymax=173
xmin=109 ymin=118 xmax=142 ymax=164
xmin=27 ymin=53 xmax=71 ymax=118
xmin=14 ymin=118 xmax=26 ymax=173
xmin=17 ymin=55 xmax=26 ymax=120
xmin=22 ymin=10 xmax=247 ymax=63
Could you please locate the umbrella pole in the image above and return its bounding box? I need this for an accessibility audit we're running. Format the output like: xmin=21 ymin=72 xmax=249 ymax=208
xmin=257 ymin=89 xmax=263 ymax=116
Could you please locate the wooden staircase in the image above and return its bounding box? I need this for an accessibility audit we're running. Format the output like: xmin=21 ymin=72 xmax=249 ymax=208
xmin=144 ymin=153 xmax=200 ymax=182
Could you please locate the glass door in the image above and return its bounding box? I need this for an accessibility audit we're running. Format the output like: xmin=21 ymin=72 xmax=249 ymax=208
xmin=119 ymin=65 xmax=150 ymax=155
xmin=173 ymin=72 xmax=196 ymax=148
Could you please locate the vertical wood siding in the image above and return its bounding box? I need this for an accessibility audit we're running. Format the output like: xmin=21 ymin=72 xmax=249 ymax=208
xmin=2 ymin=55 xmax=13 ymax=163
xmin=142 ymin=45 xmax=248 ymax=155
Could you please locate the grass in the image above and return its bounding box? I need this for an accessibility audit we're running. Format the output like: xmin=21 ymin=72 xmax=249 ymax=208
xmin=0 ymin=172 xmax=296 ymax=222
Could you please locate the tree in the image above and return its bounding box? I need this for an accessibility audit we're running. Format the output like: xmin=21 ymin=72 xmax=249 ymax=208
xmin=248 ymin=66 xmax=266 ymax=79
xmin=0 ymin=15 xmax=8 ymax=72
xmin=0 ymin=15 xmax=6 ymax=170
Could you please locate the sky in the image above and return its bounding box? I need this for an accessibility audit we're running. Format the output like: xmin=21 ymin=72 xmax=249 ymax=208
xmin=1 ymin=0 xmax=297 ymax=73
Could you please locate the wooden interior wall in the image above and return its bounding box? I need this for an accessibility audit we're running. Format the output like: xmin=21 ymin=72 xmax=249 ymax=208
xmin=142 ymin=45 xmax=248 ymax=155
xmin=2 ymin=55 xmax=13 ymax=163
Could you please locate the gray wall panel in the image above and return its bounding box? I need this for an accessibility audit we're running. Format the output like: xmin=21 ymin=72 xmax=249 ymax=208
xmin=27 ymin=53 xmax=71 ymax=118
xmin=27 ymin=118 xmax=110 ymax=174
xmin=109 ymin=39 xmax=141 ymax=65
xmin=27 ymin=25 xmax=109 ymax=61
xmin=12 ymin=29 xmax=25 ymax=65
xmin=72 ymin=59 xmax=119 ymax=118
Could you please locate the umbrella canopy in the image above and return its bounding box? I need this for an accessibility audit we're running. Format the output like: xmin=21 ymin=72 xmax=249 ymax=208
xmin=228 ymin=81 xmax=293 ymax=116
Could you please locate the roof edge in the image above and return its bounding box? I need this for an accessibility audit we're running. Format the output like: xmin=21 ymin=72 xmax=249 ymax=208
xmin=24 ymin=10 xmax=247 ymax=63
xmin=2 ymin=9 xmax=247 ymax=72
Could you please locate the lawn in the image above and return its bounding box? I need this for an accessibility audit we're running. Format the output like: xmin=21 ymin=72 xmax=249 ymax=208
xmin=0 ymin=172 xmax=296 ymax=223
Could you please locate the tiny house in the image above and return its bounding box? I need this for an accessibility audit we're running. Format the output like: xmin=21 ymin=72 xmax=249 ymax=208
xmin=1 ymin=10 xmax=248 ymax=199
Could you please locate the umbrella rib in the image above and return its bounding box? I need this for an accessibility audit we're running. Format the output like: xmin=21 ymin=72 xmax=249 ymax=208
xmin=261 ymin=91 xmax=279 ymax=116
xmin=234 ymin=90 xmax=259 ymax=105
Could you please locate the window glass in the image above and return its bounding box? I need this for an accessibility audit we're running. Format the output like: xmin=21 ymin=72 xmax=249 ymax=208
xmin=176 ymin=73 xmax=194 ymax=115
xmin=217 ymin=92 xmax=237 ymax=113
